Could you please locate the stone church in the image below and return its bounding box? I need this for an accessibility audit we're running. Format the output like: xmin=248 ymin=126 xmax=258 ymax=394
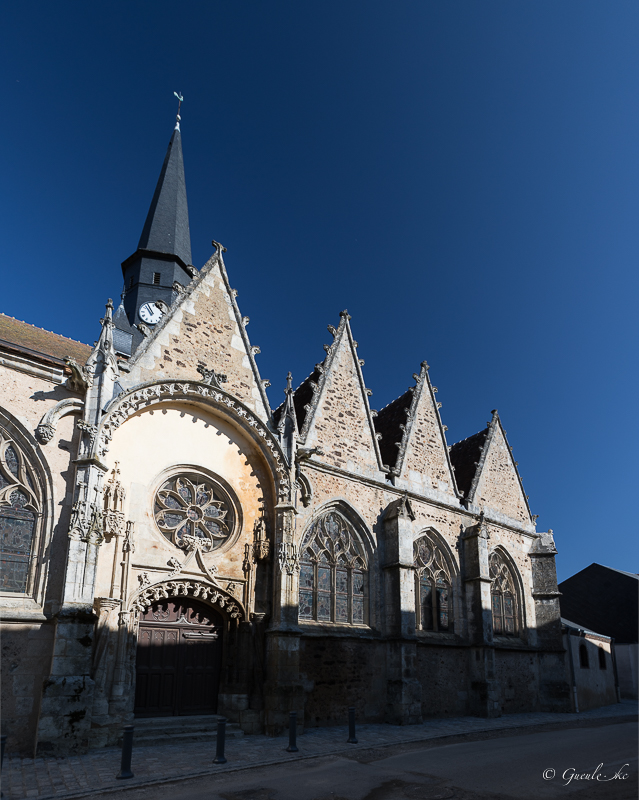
xmin=0 ymin=113 xmax=570 ymax=757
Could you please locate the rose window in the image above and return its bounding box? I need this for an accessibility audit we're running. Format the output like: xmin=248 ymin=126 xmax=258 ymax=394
xmin=154 ymin=473 xmax=234 ymax=552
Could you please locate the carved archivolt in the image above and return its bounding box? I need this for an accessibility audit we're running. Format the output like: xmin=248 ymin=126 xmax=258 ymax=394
xmin=36 ymin=398 xmax=84 ymax=444
xmin=95 ymin=380 xmax=290 ymax=500
xmin=130 ymin=578 xmax=244 ymax=620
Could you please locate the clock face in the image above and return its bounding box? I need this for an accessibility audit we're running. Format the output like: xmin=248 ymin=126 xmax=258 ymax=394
xmin=139 ymin=302 xmax=163 ymax=325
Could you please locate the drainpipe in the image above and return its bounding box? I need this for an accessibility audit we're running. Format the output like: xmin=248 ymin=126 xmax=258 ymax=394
xmin=564 ymin=625 xmax=579 ymax=713
xmin=610 ymin=637 xmax=621 ymax=703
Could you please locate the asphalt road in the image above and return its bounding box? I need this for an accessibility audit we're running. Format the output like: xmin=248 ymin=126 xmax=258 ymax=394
xmin=99 ymin=719 xmax=637 ymax=800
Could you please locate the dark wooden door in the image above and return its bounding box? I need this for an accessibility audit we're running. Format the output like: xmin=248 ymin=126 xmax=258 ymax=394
xmin=134 ymin=598 xmax=223 ymax=717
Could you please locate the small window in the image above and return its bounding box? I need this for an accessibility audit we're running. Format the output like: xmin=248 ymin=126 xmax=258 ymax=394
xmin=598 ymin=648 xmax=607 ymax=670
xmin=153 ymin=272 xmax=161 ymax=286
xmin=579 ymin=643 xmax=589 ymax=669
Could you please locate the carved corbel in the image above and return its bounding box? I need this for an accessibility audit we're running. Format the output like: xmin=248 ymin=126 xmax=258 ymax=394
xmin=64 ymin=358 xmax=93 ymax=393
xmin=36 ymin=397 xmax=84 ymax=444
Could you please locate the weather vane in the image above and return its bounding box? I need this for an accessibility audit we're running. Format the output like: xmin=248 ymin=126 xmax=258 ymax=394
xmin=174 ymin=91 xmax=184 ymax=129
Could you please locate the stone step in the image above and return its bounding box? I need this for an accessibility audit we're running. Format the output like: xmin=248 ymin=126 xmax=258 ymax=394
xmin=131 ymin=714 xmax=243 ymax=746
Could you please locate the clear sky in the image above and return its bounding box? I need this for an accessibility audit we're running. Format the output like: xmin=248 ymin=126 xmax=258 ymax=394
xmin=2 ymin=2 xmax=637 ymax=581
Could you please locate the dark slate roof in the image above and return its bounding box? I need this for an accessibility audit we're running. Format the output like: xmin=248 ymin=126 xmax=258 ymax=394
xmin=0 ymin=314 xmax=92 ymax=366
xmin=558 ymin=563 xmax=639 ymax=644
xmin=448 ymin=428 xmax=488 ymax=497
xmin=137 ymin=127 xmax=192 ymax=267
xmin=373 ymin=390 xmax=412 ymax=471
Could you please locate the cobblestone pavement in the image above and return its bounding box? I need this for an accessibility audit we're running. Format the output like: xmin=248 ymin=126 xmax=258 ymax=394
xmin=3 ymin=701 xmax=636 ymax=800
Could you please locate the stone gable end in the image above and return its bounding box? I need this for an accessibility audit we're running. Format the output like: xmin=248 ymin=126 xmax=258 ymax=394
xmin=401 ymin=382 xmax=454 ymax=492
xmin=126 ymin=257 xmax=267 ymax=419
xmin=474 ymin=424 xmax=531 ymax=524
xmin=305 ymin=333 xmax=381 ymax=478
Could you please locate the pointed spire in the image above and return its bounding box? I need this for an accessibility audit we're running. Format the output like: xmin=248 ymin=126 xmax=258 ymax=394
xmin=277 ymin=371 xmax=298 ymax=464
xmin=137 ymin=123 xmax=192 ymax=267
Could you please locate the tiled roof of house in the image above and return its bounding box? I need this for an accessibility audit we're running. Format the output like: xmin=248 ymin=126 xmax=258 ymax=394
xmin=0 ymin=314 xmax=92 ymax=366
xmin=373 ymin=390 xmax=413 ymax=472
xmin=448 ymin=428 xmax=489 ymax=497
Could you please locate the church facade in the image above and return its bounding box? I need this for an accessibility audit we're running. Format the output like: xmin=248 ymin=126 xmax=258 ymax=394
xmin=0 ymin=118 xmax=570 ymax=757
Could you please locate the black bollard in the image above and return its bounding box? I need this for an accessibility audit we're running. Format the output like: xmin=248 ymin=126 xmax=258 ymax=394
xmin=214 ymin=717 xmax=227 ymax=764
xmin=286 ymin=711 xmax=299 ymax=753
xmin=1 ymin=734 xmax=6 ymax=798
xmin=347 ymin=706 xmax=358 ymax=744
xmin=116 ymin=725 xmax=134 ymax=779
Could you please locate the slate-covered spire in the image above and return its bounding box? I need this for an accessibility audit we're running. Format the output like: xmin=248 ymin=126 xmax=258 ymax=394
xmin=136 ymin=125 xmax=192 ymax=267
xmin=117 ymin=108 xmax=196 ymax=353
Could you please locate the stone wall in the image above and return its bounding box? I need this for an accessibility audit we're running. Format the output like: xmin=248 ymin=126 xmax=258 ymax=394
xmin=1 ymin=621 xmax=55 ymax=755
xmin=416 ymin=643 xmax=470 ymax=717
xmin=494 ymin=649 xmax=541 ymax=713
xmin=299 ymin=636 xmax=387 ymax=725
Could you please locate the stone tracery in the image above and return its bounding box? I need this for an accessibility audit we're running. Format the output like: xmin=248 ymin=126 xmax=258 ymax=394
xmin=413 ymin=533 xmax=453 ymax=632
xmin=298 ymin=510 xmax=368 ymax=625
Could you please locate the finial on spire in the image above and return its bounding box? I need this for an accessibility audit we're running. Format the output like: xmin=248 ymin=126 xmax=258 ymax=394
xmin=286 ymin=372 xmax=293 ymax=392
xmin=174 ymin=91 xmax=184 ymax=130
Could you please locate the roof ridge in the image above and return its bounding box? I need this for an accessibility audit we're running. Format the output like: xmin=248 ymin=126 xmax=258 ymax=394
xmin=376 ymin=388 xmax=412 ymax=415
xmin=450 ymin=427 xmax=488 ymax=448
xmin=0 ymin=313 xmax=90 ymax=346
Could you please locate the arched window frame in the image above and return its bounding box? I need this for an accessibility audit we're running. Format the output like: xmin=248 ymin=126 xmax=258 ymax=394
xmin=489 ymin=549 xmax=521 ymax=637
xmin=0 ymin=409 xmax=52 ymax=604
xmin=413 ymin=531 xmax=455 ymax=633
xmin=298 ymin=508 xmax=369 ymax=627
xmin=579 ymin=643 xmax=590 ymax=669
xmin=598 ymin=647 xmax=607 ymax=670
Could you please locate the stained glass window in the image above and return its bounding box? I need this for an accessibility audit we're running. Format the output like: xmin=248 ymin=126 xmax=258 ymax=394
xmin=413 ymin=534 xmax=453 ymax=632
xmin=0 ymin=434 xmax=41 ymax=594
xmin=489 ymin=551 xmax=519 ymax=637
xmin=298 ymin=511 xmax=368 ymax=625
xmin=154 ymin=473 xmax=235 ymax=552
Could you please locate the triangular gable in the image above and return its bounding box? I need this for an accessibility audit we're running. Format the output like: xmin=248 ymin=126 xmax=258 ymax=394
xmin=298 ymin=311 xmax=385 ymax=478
xmin=469 ymin=410 xmax=532 ymax=525
xmin=392 ymin=362 xmax=458 ymax=496
xmin=123 ymin=248 xmax=270 ymax=420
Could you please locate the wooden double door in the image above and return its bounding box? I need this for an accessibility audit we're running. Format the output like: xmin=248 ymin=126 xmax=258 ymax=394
xmin=134 ymin=597 xmax=223 ymax=717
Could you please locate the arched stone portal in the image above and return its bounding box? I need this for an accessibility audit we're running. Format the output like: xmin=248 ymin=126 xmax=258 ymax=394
xmin=134 ymin=597 xmax=223 ymax=717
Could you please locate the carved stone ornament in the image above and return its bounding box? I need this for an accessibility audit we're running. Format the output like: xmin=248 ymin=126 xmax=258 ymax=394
xmin=154 ymin=472 xmax=234 ymax=554
xmin=64 ymin=357 xmax=94 ymax=393
xmin=131 ymin=579 xmax=244 ymax=619
xmin=277 ymin=542 xmax=300 ymax=575
xmin=103 ymin=462 xmax=126 ymax=539
xmin=252 ymin=515 xmax=270 ymax=561
xmin=196 ymin=364 xmax=228 ymax=389
xmin=96 ymin=380 xmax=291 ymax=500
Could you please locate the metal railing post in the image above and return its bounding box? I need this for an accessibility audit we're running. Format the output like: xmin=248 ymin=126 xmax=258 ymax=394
xmin=347 ymin=706 xmax=358 ymax=743
xmin=214 ymin=717 xmax=227 ymax=764
xmin=116 ymin=725 xmax=134 ymax=779
xmin=286 ymin=711 xmax=299 ymax=752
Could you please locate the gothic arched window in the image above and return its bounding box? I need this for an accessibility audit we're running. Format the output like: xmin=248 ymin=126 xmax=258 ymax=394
xmin=489 ymin=551 xmax=519 ymax=636
xmin=413 ymin=535 xmax=453 ymax=632
xmin=298 ymin=511 xmax=368 ymax=626
xmin=0 ymin=433 xmax=41 ymax=594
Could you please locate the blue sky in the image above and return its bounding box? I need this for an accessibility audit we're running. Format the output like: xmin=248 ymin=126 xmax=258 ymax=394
xmin=2 ymin=2 xmax=637 ymax=580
